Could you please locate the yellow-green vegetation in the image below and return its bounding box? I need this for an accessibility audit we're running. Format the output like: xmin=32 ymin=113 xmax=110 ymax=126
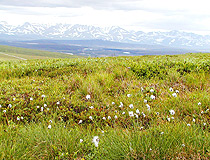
xmin=0 ymin=45 xmax=80 ymax=60
xmin=0 ymin=53 xmax=209 ymax=159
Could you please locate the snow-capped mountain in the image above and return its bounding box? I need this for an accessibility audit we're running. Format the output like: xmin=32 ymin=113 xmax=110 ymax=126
xmin=1 ymin=22 xmax=210 ymax=50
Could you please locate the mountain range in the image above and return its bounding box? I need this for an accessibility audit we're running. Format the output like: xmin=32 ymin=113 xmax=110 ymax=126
xmin=0 ymin=21 xmax=210 ymax=52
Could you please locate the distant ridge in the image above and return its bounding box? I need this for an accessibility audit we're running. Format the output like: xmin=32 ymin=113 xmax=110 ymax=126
xmin=0 ymin=22 xmax=210 ymax=51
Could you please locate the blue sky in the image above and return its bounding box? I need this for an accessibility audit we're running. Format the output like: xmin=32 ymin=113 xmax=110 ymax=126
xmin=0 ymin=0 xmax=210 ymax=35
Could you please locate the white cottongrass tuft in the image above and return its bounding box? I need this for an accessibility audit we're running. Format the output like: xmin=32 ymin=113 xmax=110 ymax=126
xmin=172 ymin=93 xmax=177 ymax=97
xmin=150 ymin=95 xmax=155 ymax=100
xmin=92 ymin=136 xmax=100 ymax=147
xmin=86 ymin=95 xmax=90 ymax=100
xmin=169 ymin=109 xmax=175 ymax=115
xmin=129 ymin=104 xmax=134 ymax=109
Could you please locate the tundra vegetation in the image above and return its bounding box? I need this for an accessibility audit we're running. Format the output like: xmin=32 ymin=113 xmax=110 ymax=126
xmin=0 ymin=51 xmax=209 ymax=159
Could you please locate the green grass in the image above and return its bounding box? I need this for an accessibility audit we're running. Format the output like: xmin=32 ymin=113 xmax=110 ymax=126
xmin=0 ymin=53 xmax=209 ymax=159
xmin=0 ymin=45 xmax=80 ymax=60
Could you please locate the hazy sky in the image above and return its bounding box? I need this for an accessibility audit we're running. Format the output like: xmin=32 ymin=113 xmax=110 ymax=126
xmin=1 ymin=0 xmax=210 ymax=34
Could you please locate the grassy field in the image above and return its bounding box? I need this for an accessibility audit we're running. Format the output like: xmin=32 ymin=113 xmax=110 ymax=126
xmin=0 ymin=45 xmax=80 ymax=60
xmin=0 ymin=53 xmax=209 ymax=159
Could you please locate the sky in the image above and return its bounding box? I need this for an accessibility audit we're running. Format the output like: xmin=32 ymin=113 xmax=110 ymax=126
xmin=1 ymin=0 xmax=210 ymax=35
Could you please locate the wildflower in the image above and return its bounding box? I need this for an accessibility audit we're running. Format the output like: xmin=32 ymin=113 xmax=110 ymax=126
xmin=21 ymin=116 xmax=24 ymax=120
xmin=150 ymin=89 xmax=154 ymax=93
xmin=150 ymin=95 xmax=155 ymax=100
xmin=206 ymin=109 xmax=209 ymax=112
xmin=0 ymin=105 xmax=1 ymax=108
xmin=187 ymin=124 xmax=191 ymax=126
xmin=129 ymin=111 xmax=134 ymax=117
xmin=203 ymin=123 xmax=206 ymax=126
xmin=13 ymin=98 xmax=16 ymax=101
xmin=198 ymin=102 xmax=201 ymax=105
xmin=101 ymin=130 xmax=104 ymax=134
xmin=89 ymin=116 xmax=93 ymax=120
xmin=175 ymin=90 xmax=179 ymax=93
xmin=182 ymin=144 xmax=185 ymax=147
xmin=114 ymin=115 xmax=118 ymax=119
xmin=119 ymin=102 xmax=123 ymax=108
xmin=169 ymin=87 xmax=173 ymax=92
xmin=102 ymin=117 xmax=106 ymax=120
xmin=41 ymin=107 xmax=44 ymax=112
xmin=8 ymin=104 xmax=12 ymax=108
xmin=127 ymin=94 xmax=131 ymax=97
xmin=78 ymin=120 xmax=83 ymax=124
xmin=41 ymin=95 xmax=45 ymax=98
xmin=141 ymin=87 xmax=144 ymax=92
xmin=86 ymin=95 xmax=90 ymax=100
xmin=144 ymin=99 xmax=147 ymax=103
xmin=92 ymin=136 xmax=99 ymax=147
xmin=47 ymin=108 xmax=49 ymax=111
xmin=48 ymin=125 xmax=52 ymax=129
xmin=140 ymin=126 xmax=144 ymax=130
xmin=171 ymin=117 xmax=174 ymax=120
xmin=37 ymin=106 xmax=40 ymax=109
xmin=156 ymin=112 xmax=159 ymax=115
xmin=3 ymin=110 xmax=6 ymax=113
xmin=30 ymin=97 xmax=33 ymax=101
xmin=160 ymin=132 xmax=164 ymax=135
xmin=80 ymin=139 xmax=83 ymax=143
xmin=172 ymin=93 xmax=177 ymax=97
xmin=57 ymin=101 xmax=60 ymax=105
xmin=201 ymin=111 xmax=204 ymax=114
xmin=108 ymin=116 xmax=111 ymax=120
xmin=129 ymin=104 xmax=134 ymax=109
xmin=167 ymin=118 xmax=170 ymax=122
xmin=146 ymin=104 xmax=150 ymax=111
xmin=44 ymin=104 xmax=47 ymax=107
xmin=193 ymin=118 xmax=195 ymax=122
xmin=49 ymin=120 xmax=52 ymax=123
xmin=112 ymin=102 xmax=115 ymax=105
xmin=142 ymin=112 xmax=146 ymax=117
xmin=136 ymin=109 xmax=140 ymax=114
xmin=17 ymin=117 xmax=20 ymax=121
xmin=134 ymin=113 xmax=139 ymax=118
xmin=150 ymin=148 xmax=152 ymax=151
xmin=89 ymin=106 xmax=94 ymax=109
xmin=115 ymin=110 xmax=118 ymax=113
xmin=169 ymin=109 xmax=175 ymax=115
xmin=122 ymin=112 xmax=125 ymax=115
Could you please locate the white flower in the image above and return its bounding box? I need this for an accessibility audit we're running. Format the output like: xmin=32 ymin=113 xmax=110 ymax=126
xmin=122 ymin=112 xmax=125 ymax=115
xmin=78 ymin=120 xmax=83 ymax=124
xmin=101 ymin=130 xmax=104 ymax=134
xmin=92 ymin=136 xmax=99 ymax=147
xmin=21 ymin=116 xmax=24 ymax=120
xmin=63 ymin=97 xmax=65 ymax=99
xmin=119 ymin=102 xmax=123 ymax=108
xmin=86 ymin=95 xmax=90 ymax=100
xmin=41 ymin=107 xmax=44 ymax=112
xmin=108 ymin=116 xmax=111 ymax=120
xmin=198 ymin=102 xmax=201 ymax=105
xmin=156 ymin=112 xmax=159 ymax=115
xmin=150 ymin=89 xmax=154 ymax=93
xmin=41 ymin=95 xmax=45 ymax=98
xmin=89 ymin=106 xmax=94 ymax=109
xmin=102 ymin=117 xmax=106 ymax=120
xmin=187 ymin=124 xmax=191 ymax=126
xmin=193 ymin=118 xmax=195 ymax=122
xmin=114 ymin=115 xmax=118 ymax=119
xmin=142 ymin=112 xmax=146 ymax=117
xmin=167 ymin=118 xmax=170 ymax=122
xmin=112 ymin=102 xmax=115 ymax=105
xmin=37 ymin=106 xmax=40 ymax=109
xmin=150 ymin=95 xmax=155 ymax=100
xmin=134 ymin=113 xmax=139 ymax=118
xmin=182 ymin=144 xmax=185 ymax=147
xmin=175 ymin=90 xmax=179 ymax=93
xmin=172 ymin=93 xmax=177 ymax=97
xmin=169 ymin=87 xmax=173 ymax=92
xmin=115 ymin=110 xmax=118 ymax=113
xmin=0 ymin=105 xmax=1 ymax=108
xmin=171 ymin=117 xmax=174 ymax=120
xmin=48 ymin=125 xmax=52 ymax=129
xmin=140 ymin=126 xmax=144 ymax=130
xmin=169 ymin=109 xmax=175 ymax=115
xmin=144 ymin=99 xmax=147 ymax=103
xmin=89 ymin=116 xmax=93 ymax=120
xmin=44 ymin=104 xmax=47 ymax=107
xmin=3 ymin=110 xmax=6 ymax=113
xmin=201 ymin=111 xmax=204 ymax=114
xmin=80 ymin=139 xmax=83 ymax=143
xmin=8 ymin=104 xmax=12 ymax=108
xmin=160 ymin=132 xmax=164 ymax=135
xmin=129 ymin=104 xmax=134 ymax=109
xmin=136 ymin=109 xmax=140 ymax=114
xmin=206 ymin=109 xmax=209 ymax=112
xmin=17 ymin=117 xmax=20 ymax=121
xmin=203 ymin=123 xmax=206 ymax=126
xmin=57 ymin=101 xmax=60 ymax=105
xmin=141 ymin=87 xmax=144 ymax=92
xmin=13 ymin=98 xmax=16 ymax=101
xmin=49 ymin=120 xmax=52 ymax=123
xmin=47 ymin=108 xmax=49 ymax=111
xmin=129 ymin=111 xmax=134 ymax=117
xmin=127 ymin=94 xmax=131 ymax=97
xmin=30 ymin=97 xmax=33 ymax=101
